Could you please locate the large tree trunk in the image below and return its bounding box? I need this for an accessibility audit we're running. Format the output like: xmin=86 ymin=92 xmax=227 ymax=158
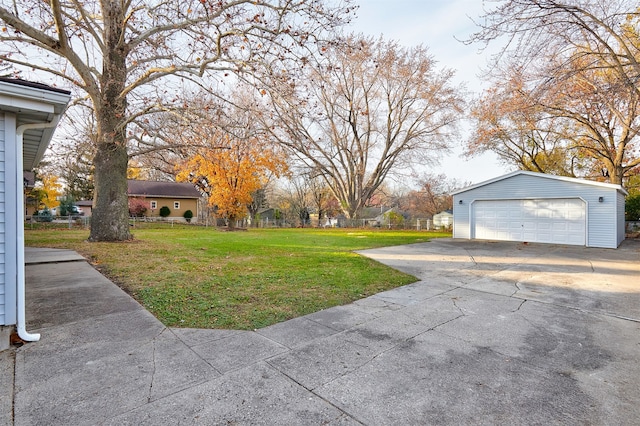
xmin=89 ymin=2 xmax=131 ymax=241
xmin=89 ymin=138 xmax=131 ymax=241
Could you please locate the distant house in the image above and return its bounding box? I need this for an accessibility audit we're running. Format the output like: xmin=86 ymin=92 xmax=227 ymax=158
xmin=433 ymin=209 xmax=453 ymax=228
xmin=366 ymin=208 xmax=407 ymax=228
xmin=257 ymin=208 xmax=279 ymax=221
xmin=1 ymin=78 xmax=71 ymax=346
xmin=127 ymin=180 xmax=201 ymax=222
xmin=23 ymin=174 xmax=92 ymax=217
xmin=359 ymin=207 xmax=388 ymax=227
xmin=76 ymin=200 xmax=94 ymax=217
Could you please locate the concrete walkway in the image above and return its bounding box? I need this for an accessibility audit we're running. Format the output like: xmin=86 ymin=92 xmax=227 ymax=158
xmin=2 ymin=239 xmax=639 ymax=425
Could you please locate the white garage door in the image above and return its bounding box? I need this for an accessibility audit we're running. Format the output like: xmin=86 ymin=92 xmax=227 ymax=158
xmin=473 ymin=199 xmax=586 ymax=245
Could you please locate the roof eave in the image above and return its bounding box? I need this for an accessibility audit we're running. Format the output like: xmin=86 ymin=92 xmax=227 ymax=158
xmin=1 ymin=79 xmax=71 ymax=171
xmin=451 ymin=170 xmax=629 ymax=196
xmin=128 ymin=194 xmax=200 ymax=199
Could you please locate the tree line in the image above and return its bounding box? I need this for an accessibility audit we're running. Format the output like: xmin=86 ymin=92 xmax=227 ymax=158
xmin=2 ymin=0 xmax=640 ymax=241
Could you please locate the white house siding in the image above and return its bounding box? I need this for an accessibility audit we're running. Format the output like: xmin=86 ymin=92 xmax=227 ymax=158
xmin=453 ymin=172 xmax=625 ymax=249
xmin=0 ymin=112 xmax=17 ymax=326
xmin=0 ymin=113 xmax=6 ymax=325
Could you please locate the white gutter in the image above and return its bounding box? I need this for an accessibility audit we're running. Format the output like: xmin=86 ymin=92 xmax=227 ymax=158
xmin=15 ymin=117 xmax=63 ymax=342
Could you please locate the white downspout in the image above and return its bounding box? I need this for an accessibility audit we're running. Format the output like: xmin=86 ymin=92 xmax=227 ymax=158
xmin=15 ymin=117 xmax=63 ymax=342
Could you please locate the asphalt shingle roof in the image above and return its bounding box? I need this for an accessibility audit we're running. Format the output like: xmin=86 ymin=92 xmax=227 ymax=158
xmin=127 ymin=180 xmax=201 ymax=198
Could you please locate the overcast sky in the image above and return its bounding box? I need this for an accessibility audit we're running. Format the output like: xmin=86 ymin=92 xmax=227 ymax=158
xmin=348 ymin=0 xmax=508 ymax=186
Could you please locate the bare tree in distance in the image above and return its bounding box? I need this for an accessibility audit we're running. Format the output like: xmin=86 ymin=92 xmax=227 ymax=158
xmin=260 ymin=35 xmax=465 ymax=219
xmin=0 ymin=0 xmax=353 ymax=241
xmin=307 ymin=171 xmax=339 ymax=225
xmin=401 ymin=173 xmax=470 ymax=218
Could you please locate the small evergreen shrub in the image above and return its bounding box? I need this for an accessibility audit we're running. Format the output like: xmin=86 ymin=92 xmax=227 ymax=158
xmin=159 ymin=206 xmax=171 ymax=217
xmin=183 ymin=209 xmax=193 ymax=223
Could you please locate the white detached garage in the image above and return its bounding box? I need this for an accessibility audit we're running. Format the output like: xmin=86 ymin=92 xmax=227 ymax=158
xmin=452 ymin=171 xmax=628 ymax=249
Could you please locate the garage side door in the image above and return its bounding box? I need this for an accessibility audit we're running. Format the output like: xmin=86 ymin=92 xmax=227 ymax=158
xmin=473 ymin=199 xmax=586 ymax=245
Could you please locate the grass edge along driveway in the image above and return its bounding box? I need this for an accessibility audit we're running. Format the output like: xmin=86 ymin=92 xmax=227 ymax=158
xmin=25 ymin=225 xmax=450 ymax=330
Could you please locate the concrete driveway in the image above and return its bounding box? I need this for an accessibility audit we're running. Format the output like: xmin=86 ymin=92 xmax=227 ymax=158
xmin=354 ymin=238 xmax=640 ymax=425
xmin=6 ymin=239 xmax=640 ymax=425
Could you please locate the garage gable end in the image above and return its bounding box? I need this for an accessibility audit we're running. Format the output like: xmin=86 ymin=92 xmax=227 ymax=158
xmin=453 ymin=171 xmax=626 ymax=249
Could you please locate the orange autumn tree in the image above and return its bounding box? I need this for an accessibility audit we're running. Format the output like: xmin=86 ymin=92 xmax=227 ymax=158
xmin=176 ymin=136 xmax=287 ymax=229
xmin=38 ymin=174 xmax=64 ymax=210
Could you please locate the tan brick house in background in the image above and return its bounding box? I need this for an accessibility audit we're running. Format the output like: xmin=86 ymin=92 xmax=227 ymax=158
xmin=128 ymin=180 xmax=201 ymax=222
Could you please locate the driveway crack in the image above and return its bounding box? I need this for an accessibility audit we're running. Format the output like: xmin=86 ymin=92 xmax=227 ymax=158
xmin=147 ymin=329 xmax=163 ymax=403
xmin=273 ymin=367 xmax=366 ymax=424
xmin=450 ymin=297 xmax=465 ymax=316
xmin=511 ymin=281 xmax=522 ymax=297
xmin=464 ymin=249 xmax=477 ymax=266
xmin=513 ymin=299 xmax=527 ymax=312
xmin=165 ymin=328 xmax=224 ymax=375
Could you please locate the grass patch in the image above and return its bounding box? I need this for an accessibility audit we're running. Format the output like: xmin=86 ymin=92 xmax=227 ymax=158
xmin=25 ymin=223 xmax=450 ymax=330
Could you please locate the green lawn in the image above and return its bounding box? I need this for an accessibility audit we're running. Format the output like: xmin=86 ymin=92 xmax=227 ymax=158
xmin=25 ymin=223 xmax=450 ymax=330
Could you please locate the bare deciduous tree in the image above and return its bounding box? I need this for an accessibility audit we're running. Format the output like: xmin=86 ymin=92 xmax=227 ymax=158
xmin=0 ymin=0 xmax=352 ymax=240
xmin=401 ymin=173 xmax=468 ymax=218
xmin=471 ymin=0 xmax=640 ymax=90
xmin=467 ymin=68 xmax=586 ymax=177
xmin=261 ymin=35 xmax=464 ymax=219
xmin=468 ymin=0 xmax=640 ymax=185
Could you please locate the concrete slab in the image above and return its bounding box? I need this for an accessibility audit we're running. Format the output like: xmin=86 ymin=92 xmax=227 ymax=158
xmin=26 ymin=262 xmax=142 ymax=329
xmin=257 ymin=316 xmax=338 ymax=348
xmin=366 ymin=280 xmax=458 ymax=306
xmin=304 ymin=304 xmax=377 ymax=331
xmin=351 ymin=295 xmax=404 ymax=315
xmin=315 ymin=331 xmax=607 ymax=425
xmin=14 ymin=310 xmax=219 ymax=425
xmin=24 ymin=247 xmax=86 ymax=264
xmin=169 ymin=327 xmax=242 ymax=347
xmin=104 ymin=362 xmax=358 ymax=425
xmin=10 ymin=238 xmax=640 ymax=424
xmin=315 ymin=296 xmax=640 ymax=425
xmin=189 ymin=331 xmax=288 ymax=374
xmin=267 ymin=328 xmax=400 ymax=391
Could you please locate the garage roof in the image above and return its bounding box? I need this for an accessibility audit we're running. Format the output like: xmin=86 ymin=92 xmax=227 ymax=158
xmin=451 ymin=171 xmax=628 ymax=196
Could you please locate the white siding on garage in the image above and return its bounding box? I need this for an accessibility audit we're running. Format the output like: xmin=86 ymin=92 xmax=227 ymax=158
xmin=453 ymin=171 xmax=626 ymax=249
